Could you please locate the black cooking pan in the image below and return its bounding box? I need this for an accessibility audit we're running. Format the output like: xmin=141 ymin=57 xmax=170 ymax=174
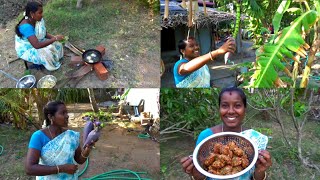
xmin=65 ymin=42 xmax=102 ymax=64
xmin=82 ymin=49 xmax=102 ymax=64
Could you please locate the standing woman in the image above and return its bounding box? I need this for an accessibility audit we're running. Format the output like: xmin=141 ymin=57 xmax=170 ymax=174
xmin=25 ymin=101 xmax=96 ymax=179
xmin=180 ymin=87 xmax=272 ymax=180
xmin=15 ymin=1 xmax=64 ymax=71
xmin=173 ymin=37 xmax=236 ymax=88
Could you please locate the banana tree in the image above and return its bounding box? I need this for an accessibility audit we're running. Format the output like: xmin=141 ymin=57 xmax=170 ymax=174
xmin=249 ymin=0 xmax=319 ymax=88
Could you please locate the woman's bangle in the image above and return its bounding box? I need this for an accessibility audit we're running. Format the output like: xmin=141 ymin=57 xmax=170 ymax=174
xmin=209 ymin=52 xmax=214 ymax=61
xmin=54 ymin=36 xmax=57 ymax=41
xmin=253 ymin=171 xmax=266 ymax=180
xmin=81 ymin=151 xmax=89 ymax=158
xmin=56 ymin=165 xmax=60 ymax=174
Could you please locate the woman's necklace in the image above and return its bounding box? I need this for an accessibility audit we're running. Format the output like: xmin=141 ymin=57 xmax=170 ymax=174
xmin=47 ymin=126 xmax=54 ymax=139
xmin=222 ymin=124 xmax=242 ymax=132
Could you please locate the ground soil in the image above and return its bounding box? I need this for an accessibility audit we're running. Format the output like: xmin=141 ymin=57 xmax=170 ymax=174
xmin=0 ymin=0 xmax=160 ymax=88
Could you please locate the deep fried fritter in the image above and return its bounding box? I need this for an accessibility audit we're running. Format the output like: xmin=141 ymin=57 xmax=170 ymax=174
xmin=211 ymin=160 xmax=225 ymax=169
xmin=231 ymin=156 xmax=243 ymax=167
xmin=204 ymin=141 xmax=250 ymax=176
xmin=241 ymin=157 xmax=249 ymax=168
xmin=227 ymin=141 xmax=238 ymax=151
xmin=231 ymin=166 xmax=243 ymax=174
xmin=220 ymin=145 xmax=232 ymax=156
xmin=220 ymin=165 xmax=233 ymax=175
xmin=213 ymin=143 xmax=223 ymax=154
xmin=218 ymin=154 xmax=232 ymax=165
xmin=233 ymin=147 xmax=244 ymax=157
xmin=204 ymin=153 xmax=218 ymax=166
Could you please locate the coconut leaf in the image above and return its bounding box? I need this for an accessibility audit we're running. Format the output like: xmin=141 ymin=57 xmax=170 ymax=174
xmin=250 ymin=10 xmax=318 ymax=88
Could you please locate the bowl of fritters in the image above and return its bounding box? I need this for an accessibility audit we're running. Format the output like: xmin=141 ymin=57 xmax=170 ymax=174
xmin=193 ymin=132 xmax=258 ymax=179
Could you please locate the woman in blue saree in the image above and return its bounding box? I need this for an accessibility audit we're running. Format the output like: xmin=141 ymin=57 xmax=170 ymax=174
xmin=173 ymin=37 xmax=236 ymax=88
xmin=25 ymin=101 xmax=96 ymax=179
xmin=15 ymin=1 xmax=64 ymax=71
xmin=180 ymin=87 xmax=272 ymax=180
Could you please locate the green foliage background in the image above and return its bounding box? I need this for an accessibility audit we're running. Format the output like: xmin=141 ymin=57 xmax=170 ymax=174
xmin=160 ymin=88 xmax=221 ymax=137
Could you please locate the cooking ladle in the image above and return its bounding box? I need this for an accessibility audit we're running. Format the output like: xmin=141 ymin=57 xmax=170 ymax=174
xmin=0 ymin=69 xmax=35 ymax=88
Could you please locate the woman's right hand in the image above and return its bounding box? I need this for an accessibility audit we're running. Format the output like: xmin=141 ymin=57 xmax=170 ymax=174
xmin=59 ymin=164 xmax=78 ymax=174
xmin=181 ymin=156 xmax=195 ymax=174
xmin=217 ymin=38 xmax=236 ymax=54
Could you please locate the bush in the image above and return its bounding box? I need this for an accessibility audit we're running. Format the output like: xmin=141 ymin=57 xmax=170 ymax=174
xmin=138 ymin=0 xmax=160 ymax=13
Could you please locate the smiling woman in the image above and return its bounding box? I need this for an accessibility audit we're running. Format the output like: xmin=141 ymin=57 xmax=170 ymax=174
xmin=25 ymin=101 xmax=98 ymax=180
xmin=173 ymin=37 xmax=236 ymax=88
xmin=180 ymin=87 xmax=272 ymax=180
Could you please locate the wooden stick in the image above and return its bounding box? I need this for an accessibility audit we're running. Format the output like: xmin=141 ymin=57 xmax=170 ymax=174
xmin=164 ymin=0 xmax=169 ymax=20
xmin=188 ymin=0 xmax=193 ymax=28
xmin=203 ymin=0 xmax=207 ymax=16
xmin=181 ymin=0 xmax=187 ymax=8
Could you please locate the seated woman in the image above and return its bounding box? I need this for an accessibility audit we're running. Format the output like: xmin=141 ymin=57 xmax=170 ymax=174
xmin=180 ymin=87 xmax=272 ymax=180
xmin=173 ymin=37 xmax=236 ymax=88
xmin=25 ymin=101 xmax=97 ymax=179
xmin=15 ymin=1 xmax=64 ymax=71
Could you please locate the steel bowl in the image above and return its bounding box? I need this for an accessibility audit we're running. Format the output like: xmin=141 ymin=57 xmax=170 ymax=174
xmin=37 ymin=75 xmax=57 ymax=88
xmin=15 ymin=75 xmax=36 ymax=88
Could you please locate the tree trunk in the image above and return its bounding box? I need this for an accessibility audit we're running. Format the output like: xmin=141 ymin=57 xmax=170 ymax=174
xmin=31 ymin=89 xmax=47 ymax=128
xmin=76 ymin=0 xmax=83 ymax=8
xmin=87 ymin=88 xmax=99 ymax=113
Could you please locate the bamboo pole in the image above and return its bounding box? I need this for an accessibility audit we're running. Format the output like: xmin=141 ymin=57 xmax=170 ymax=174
xmin=164 ymin=0 xmax=169 ymax=20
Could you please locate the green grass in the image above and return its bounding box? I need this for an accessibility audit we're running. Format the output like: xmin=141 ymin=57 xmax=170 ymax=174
xmin=0 ymin=125 xmax=33 ymax=179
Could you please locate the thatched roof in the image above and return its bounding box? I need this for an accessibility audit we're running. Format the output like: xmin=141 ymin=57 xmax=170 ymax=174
xmin=160 ymin=1 xmax=236 ymax=28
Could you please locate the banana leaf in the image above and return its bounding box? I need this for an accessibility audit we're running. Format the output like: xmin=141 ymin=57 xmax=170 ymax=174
xmin=250 ymin=10 xmax=318 ymax=88
xmin=272 ymin=0 xmax=292 ymax=35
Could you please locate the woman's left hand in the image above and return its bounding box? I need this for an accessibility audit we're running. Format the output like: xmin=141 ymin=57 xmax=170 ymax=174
xmin=255 ymin=150 xmax=272 ymax=173
xmin=53 ymin=35 xmax=64 ymax=41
